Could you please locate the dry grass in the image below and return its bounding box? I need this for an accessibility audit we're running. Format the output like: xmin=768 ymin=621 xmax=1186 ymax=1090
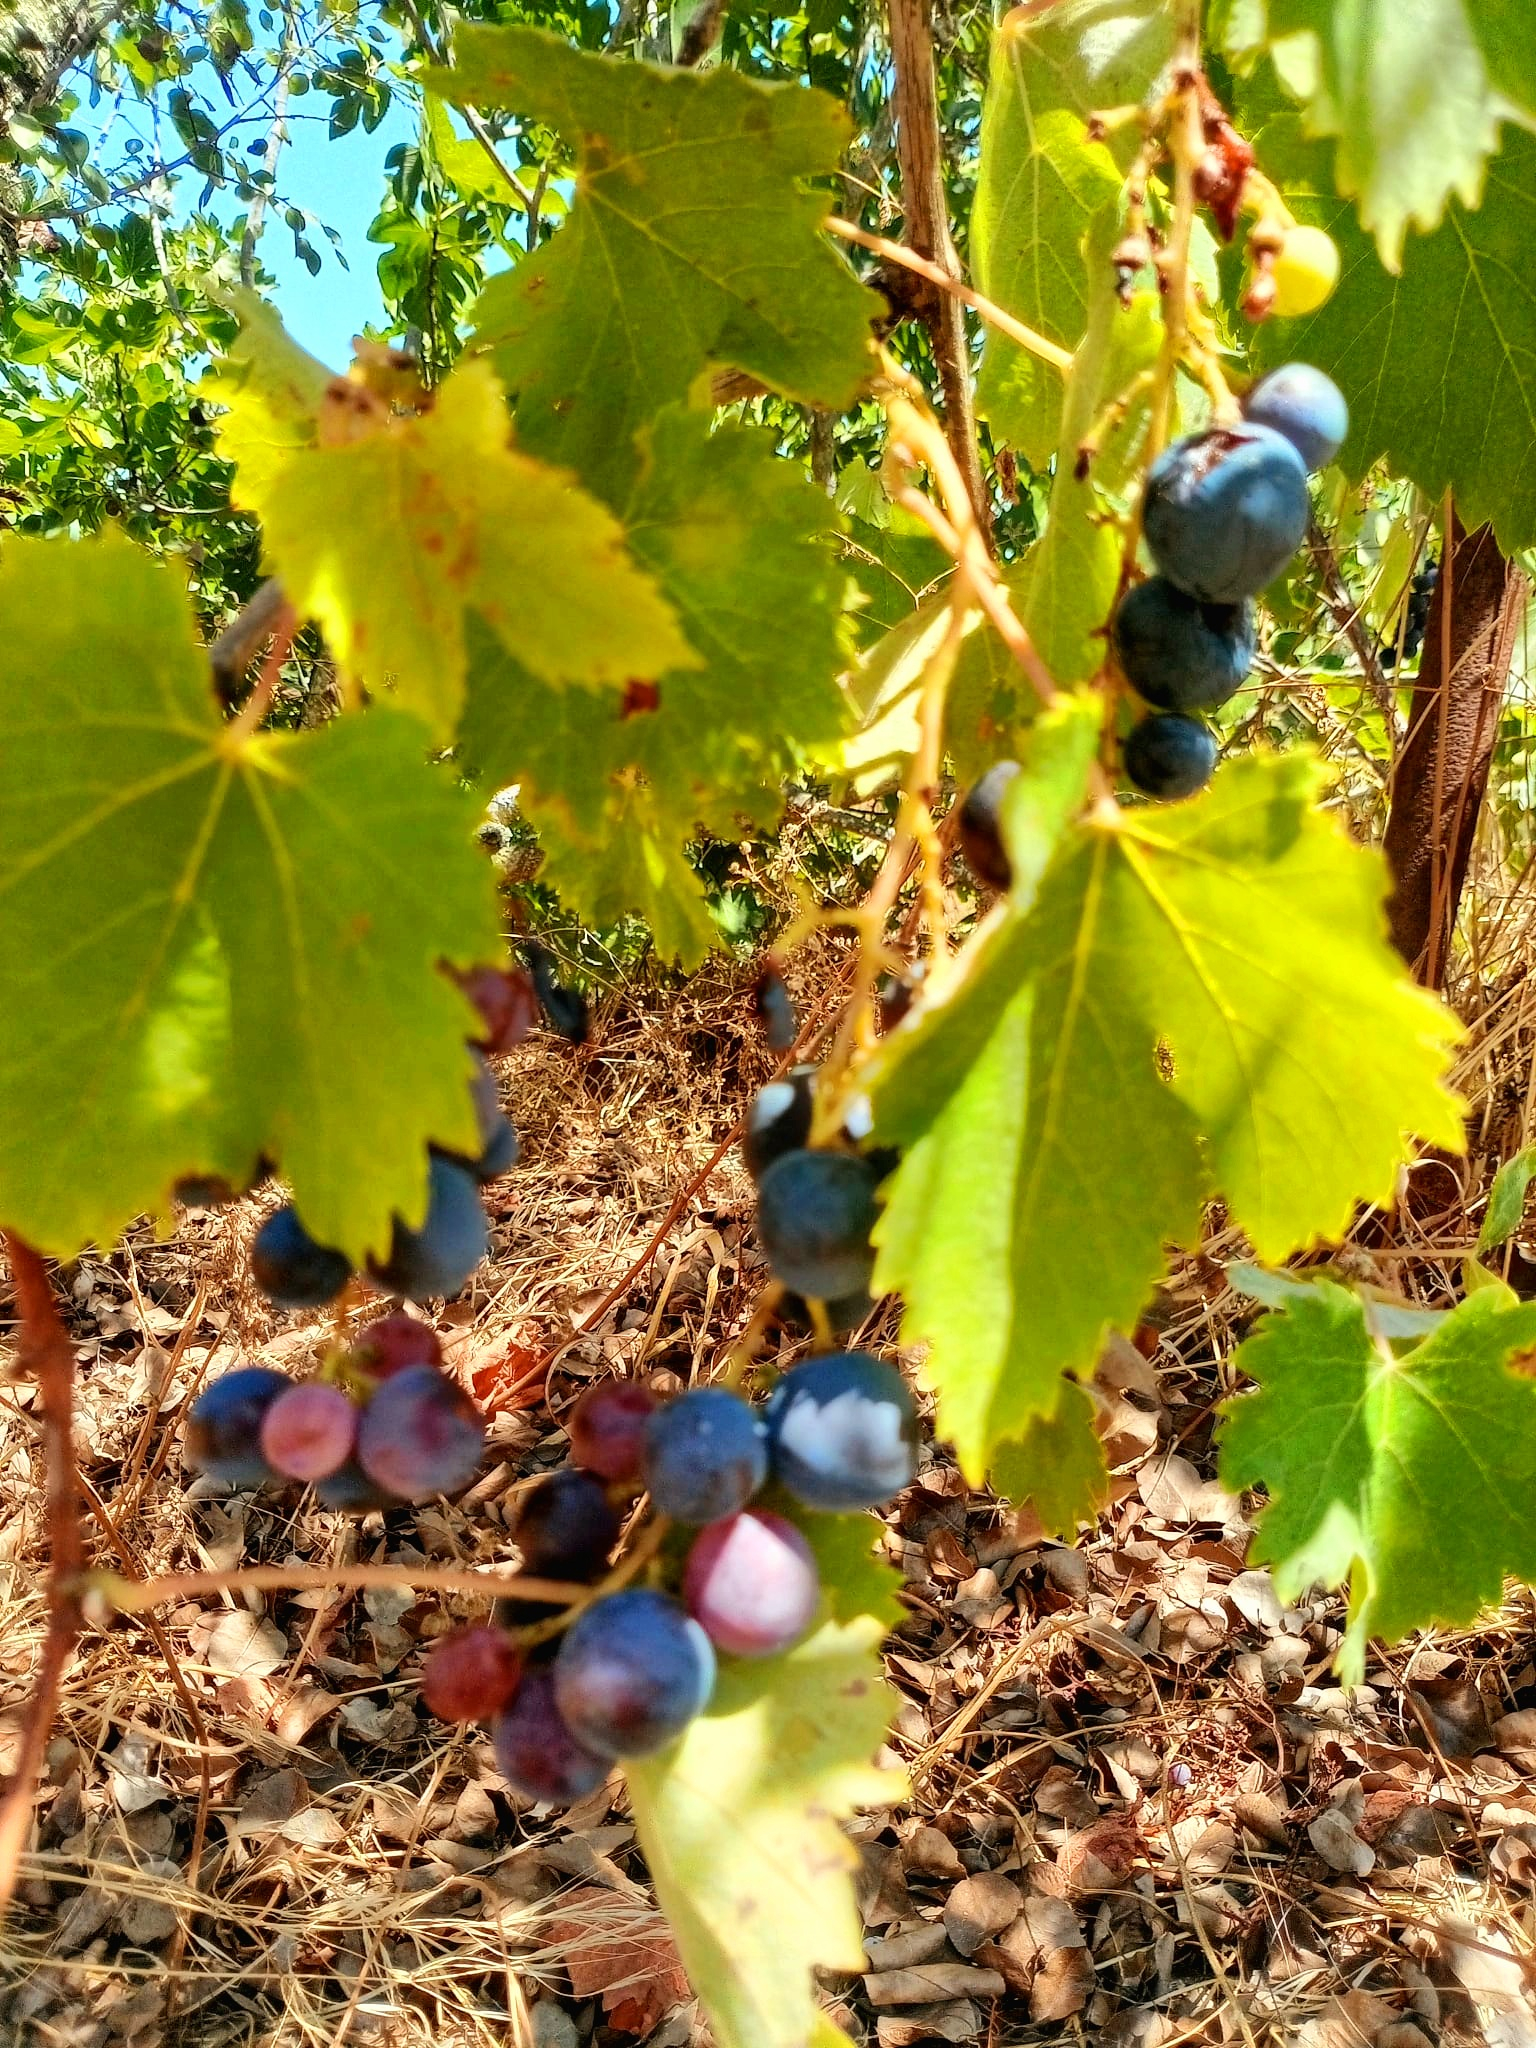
xmin=2 ymin=885 xmax=1536 ymax=2047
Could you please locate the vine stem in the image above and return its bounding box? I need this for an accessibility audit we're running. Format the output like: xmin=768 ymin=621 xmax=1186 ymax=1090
xmin=0 ymin=1239 xmax=84 ymax=1915
xmin=223 ymin=601 xmax=296 ymax=744
xmin=826 ymin=218 xmax=1074 ymax=374
xmin=96 ymin=1560 xmax=591 ymax=1615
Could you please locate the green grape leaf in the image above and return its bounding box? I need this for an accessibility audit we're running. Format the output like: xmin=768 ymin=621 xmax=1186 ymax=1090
xmin=973 ymin=0 xmax=1174 ymax=464
xmin=212 ymin=301 xmax=692 ymax=741
xmin=0 ymin=533 xmax=502 ymax=1263
xmin=460 ymin=407 xmax=848 ymax=964
xmin=870 ymin=745 xmax=1463 ymax=1477
xmin=625 ymin=1517 xmax=902 ymax=2048
xmin=1220 ymin=0 xmax=1505 ymax=266
xmin=841 ymin=596 xmax=1023 ymax=798
xmin=1479 ymin=1146 xmax=1536 ymax=1253
xmin=428 ymin=26 xmax=878 ymax=493
xmin=1219 ymin=1278 xmax=1536 ymax=1681
xmin=988 ymin=1380 xmax=1108 ymax=1539
xmin=1469 ymin=0 xmax=1536 ymax=114
xmin=1254 ymin=118 xmax=1536 ymax=555
xmin=1015 ymin=208 xmax=1166 ymax=691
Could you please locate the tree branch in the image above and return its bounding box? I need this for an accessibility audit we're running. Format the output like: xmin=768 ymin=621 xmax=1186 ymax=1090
xmin=885 ymin=0 xmax=989 ymax=540
xmin=0 ymin=1237 xmax=83 ymax=1914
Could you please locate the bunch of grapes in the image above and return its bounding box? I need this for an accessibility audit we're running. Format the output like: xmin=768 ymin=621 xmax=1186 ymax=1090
xmin=184 ymin=1312 xmax=486 ymax=1509
xmin=422 ymin=1345 xmax=917 ymax=1801
xmin=246 ymin=963 xmax=536 ymax=1314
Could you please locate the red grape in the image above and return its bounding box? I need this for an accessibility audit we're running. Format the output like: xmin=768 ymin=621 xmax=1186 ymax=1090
xmin=492 ymin=1667 xmax=608 ymax=1804
xmin=459 ymin=964 xmax=537 ymax=1054
xmin=421 ymin=1625 xmax=522 ymax=1722
xmin=683 ymin=1510 xmax=820 ymax=1657
xmin=351 ymin=1311 xmax=442 ymax=1382
xmin=260 ymin=1381 xmax=358 ymax=1482
xmin=567 ymin=1382 xmax=657 ymax=1484
xmin=356 ymin=1365 xmax=485 ymax=1501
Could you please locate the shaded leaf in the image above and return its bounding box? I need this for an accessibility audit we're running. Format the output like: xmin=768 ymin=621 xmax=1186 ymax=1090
xmin=987 ymin=1379 xmax=1109 ymax=1539
xmin=973 ymin=0 xmax=1173 ymax=464
xmin=1480 ymin=1146 xmax=1536 ymax=1252
xmin=1253 ymin=118 xmax=1536 ymax=556
xmin=460 ymin=408 xmax=847 ymax=964
xmin=1220 ymin=0 xmax=1506 ymax=266
xmin=429 ymin=26 xmax=877 ymax=494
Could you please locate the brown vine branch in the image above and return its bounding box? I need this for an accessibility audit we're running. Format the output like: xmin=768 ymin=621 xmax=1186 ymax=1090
xmin=884 ymin=0 xmax=989 ymax=540
xmin=826 ymin=218 xmax=1074 ymax=373
xmin=97 ymin=1560 xmax=591 ymax=1615
xmin=0 ymin=1238 xmax=83 ymax=1915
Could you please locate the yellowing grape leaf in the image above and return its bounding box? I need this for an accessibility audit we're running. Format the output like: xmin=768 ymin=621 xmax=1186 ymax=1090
xmin=1219 ymin=1276 xmax=1536 ymax=1681
xmin=427 ymin=25 xmax=878 ymax=492
xmin=460 ymin=407 xmax=848 ymax=963
xmin=972 ymin=0 xmax=1173 ymax=464
xmin=212 ymin=297 xmax=692 ymax=741
xmin=870 ymin=741 xmax=1463 ymax=1477
xmin=0 ymin=532 xmax=502 ymax=1263
xmin=988 ymin=1380 xmax=1109 ymax=1540
xmin=625 ymin=1519 xmax=902 ymax=2048
xmin=1254 ymin=116 xmax=1536 ymax=556
xmin=1219 ymin=0 xmax=1505 ymax=267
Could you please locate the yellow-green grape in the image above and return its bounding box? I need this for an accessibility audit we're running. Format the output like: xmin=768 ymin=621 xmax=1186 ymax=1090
xmin=1271 ymin=225 xmax=1340 ymax=317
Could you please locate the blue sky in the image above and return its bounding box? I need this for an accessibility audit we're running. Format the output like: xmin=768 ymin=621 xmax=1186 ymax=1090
xmin=252 ymin=91 xmax=416 ymax=363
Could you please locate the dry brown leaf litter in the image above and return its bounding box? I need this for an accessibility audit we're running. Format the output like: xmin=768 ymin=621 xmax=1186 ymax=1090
xmin=1 ymin=945 xmax=1535 ymax=2047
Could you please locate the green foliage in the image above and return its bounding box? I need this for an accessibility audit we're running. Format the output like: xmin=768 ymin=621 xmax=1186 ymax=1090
xmin=871 ymin=736 xmax=1462 ymax=1477
xmin=1251 ymin=117 xmax=1536 ymax=556
xmin=428 ymin=25 xmax=879 ymax=495
xmin=972 ymin=0 xmax=1173 ymax=464
xmin=212 ymin=298 xmax=692 ymax=742
xmin=0 ymin=532 xmax=501 ymax=1263
xmin=626 ymin=1516 xmax=903 ymax=2048
xmin=1218 ymin=0 xmax=1510 ymax=264
xmin=988 ymin=1380 xmax=1109 ymax=1539
xmin=1221 ymin=1275 xmax=1536 ymax=1681
xmin=1479 ymin=1146 xmax=1536 ymax=1252
xmin=460 ymin=406 xmax=849 ymax=963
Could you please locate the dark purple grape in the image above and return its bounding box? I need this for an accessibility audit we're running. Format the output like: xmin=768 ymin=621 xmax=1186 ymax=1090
xmin=553 ymin=1589 xmax=715 ymax=1758
xmin=753 ymin=963 xmax=798 ymax=1051
xmin=260 ymin=1381 xmax=358 ymax=1482
xmin=568 ymin=1382 xmax=657 ymax=1484
xmin=356 ymin=1365 xmax=485 ymax=1501
xmin=1123 ymin=713 xmax=1218 ymax=800
xmin=683 ymin=1511 xmax=820 ymax=1657
xmin=492 ymin=1667 xmax=609 ymax=1803
xmin=458 ymin=963 xmax=537 ymax=1054
xmin=367 ymin=1154 xmax=489 ymax=1302
xmin=1112 ymin=576 xmax=1255 ymax=713
xmin=755 ymin=1148 xmax=881 ymax=1302
xmin=1143 ymin=424 xmax=1309 ymax=602
xmin=527 ymin=944 xmax=589 ymax=1043
xmin=250 ymin=1205 xmax=351 ymax=1310
xmin=1241 ymin=363 xmax=1348 ymax=472
xmin=421 ymin=1625 xmax=523 ymax=1722
xmin=641 ymin=1387 xmax=767 ymax=1525
xmin=184 ymin=1367 xmax=289 ymax=1487
xmin=472 ymin=1113 xmax=519 ymax=1182
xmin=958 ymin=761 xmax=1021 ymax=891
xmin=515 ymin=1470 xmax=621 ymax=1580
xmin=350 ymin=1311 xmax=442 ymax=1382
xmin=742 ymin=1067 xmax=816 ymax=1183
xmin=765 ymin=1351 xmax=917 ymax=1511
